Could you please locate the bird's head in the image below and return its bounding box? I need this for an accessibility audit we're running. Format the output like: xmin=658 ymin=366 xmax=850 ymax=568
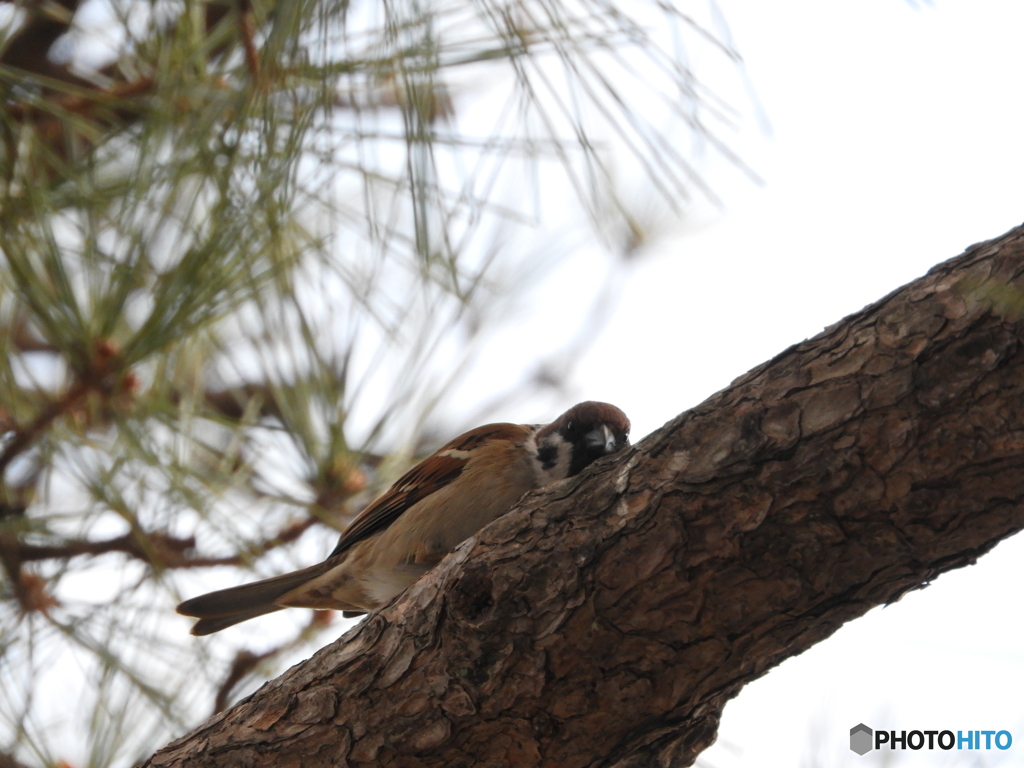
xmin=535 ymin=401 xmax=631 ymax=481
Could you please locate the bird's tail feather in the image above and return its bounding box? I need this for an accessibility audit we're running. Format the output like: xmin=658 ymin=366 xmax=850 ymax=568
xmin=177 ymin=562 xmax=334 ymax=636
xmin=189 ymin=605 xmax=284 ymax=636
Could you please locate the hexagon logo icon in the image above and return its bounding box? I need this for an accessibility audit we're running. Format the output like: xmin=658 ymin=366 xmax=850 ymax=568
xmin=850 ymin=723 xmax=873 ymax=755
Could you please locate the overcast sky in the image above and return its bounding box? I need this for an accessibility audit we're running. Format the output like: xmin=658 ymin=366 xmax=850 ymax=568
xmin=564 ymin=1 xmax=1024 ymax=766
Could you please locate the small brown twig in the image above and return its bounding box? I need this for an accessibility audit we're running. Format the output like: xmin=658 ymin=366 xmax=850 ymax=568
xmin=0 ymin=379 xmax=90 ymax=477
xmin=238 ymin=0 xmax=260 ymax=82
xmin=197 ymin=383 xmax=283 ymax=422
xmin=14 ymin=517 xmax=320 ymax=569
xmin=212 ymin=609 xmax=334 ymax=714
xmin=212 ymin=649 xmax=274 ymax=715
xmin=0 ymin=340 xmax=134 ymax=478
xmin=7 ymin=315 xmax=58 ymax=353
xmin=0 ymin=501 xmax=60 ymax=616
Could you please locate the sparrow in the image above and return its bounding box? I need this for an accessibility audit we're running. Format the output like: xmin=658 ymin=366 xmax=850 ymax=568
xmin=177 ymin=401 xmax=630 ymax=634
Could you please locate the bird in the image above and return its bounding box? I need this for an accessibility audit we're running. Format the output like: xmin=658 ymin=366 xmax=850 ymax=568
xmin=177 ymin=401 xmax=630 ymax=635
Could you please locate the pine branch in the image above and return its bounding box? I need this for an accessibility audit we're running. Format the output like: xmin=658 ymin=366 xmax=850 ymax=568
xmin=12 ymin=518 xmax=319 ymax=569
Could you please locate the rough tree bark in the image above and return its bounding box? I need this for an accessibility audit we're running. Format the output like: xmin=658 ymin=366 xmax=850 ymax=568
xmin=146 ymin=224 xmax=1024 ymax=767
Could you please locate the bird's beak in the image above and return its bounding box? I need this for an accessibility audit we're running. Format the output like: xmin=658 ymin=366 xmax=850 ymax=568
xmin=585 ymin=424 xmax=617 ymax=454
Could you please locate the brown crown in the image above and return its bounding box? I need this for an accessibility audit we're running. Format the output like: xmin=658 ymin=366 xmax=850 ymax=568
xmin=539 ymin=401 xmax=630 ymax=439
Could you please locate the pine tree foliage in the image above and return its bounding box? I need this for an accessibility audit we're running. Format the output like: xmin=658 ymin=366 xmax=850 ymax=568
xmin=0 ymin=0 xmax=745 ymax=765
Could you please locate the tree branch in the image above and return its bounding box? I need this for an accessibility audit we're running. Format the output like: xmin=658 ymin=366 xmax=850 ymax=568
xmin=0 ymin=380 xmax=91 ymax=477
xmin=144 ymin=224 xmax=1024 ymax=767
xmin=0 ymin=340 xmax=133 ymax=477
xmin=13 ymin=517 xmax=319 ymax=569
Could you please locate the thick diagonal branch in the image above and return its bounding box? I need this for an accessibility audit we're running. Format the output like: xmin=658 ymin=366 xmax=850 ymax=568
xmin=146 ymin=225 xmax=1024 ymax=768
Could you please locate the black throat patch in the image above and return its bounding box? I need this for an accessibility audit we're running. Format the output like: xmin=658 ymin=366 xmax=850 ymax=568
xmin=537 ymin=442 xmax=558 ymax=470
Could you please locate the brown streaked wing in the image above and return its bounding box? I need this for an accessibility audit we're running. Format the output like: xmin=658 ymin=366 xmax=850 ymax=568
xmin=328 ymin=423 xmax=528 ymax=557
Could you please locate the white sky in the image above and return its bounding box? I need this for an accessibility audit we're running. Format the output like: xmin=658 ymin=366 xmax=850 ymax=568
xmin=565 ymin=1 xmax=1024 ymax=766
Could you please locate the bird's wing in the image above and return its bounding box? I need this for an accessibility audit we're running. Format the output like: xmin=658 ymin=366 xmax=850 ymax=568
xmin=328 ymin=423 xmax=528 ymax=557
